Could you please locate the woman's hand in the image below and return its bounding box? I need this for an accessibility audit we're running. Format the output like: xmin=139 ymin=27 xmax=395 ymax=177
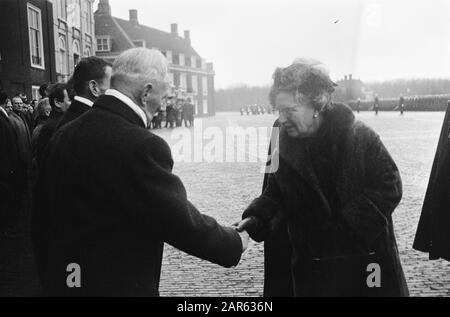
xmin=233 ymin=217 xmax=258 ymax=233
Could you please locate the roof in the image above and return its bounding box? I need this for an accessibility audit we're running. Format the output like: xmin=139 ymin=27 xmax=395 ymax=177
xmin=113 ymin=17 xmax=201 ymax=58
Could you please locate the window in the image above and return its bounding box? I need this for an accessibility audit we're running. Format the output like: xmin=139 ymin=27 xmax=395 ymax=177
xmin=185 ymin=56 xmax=191 ymax=67
xmin=96 ymin=37 xmax=110 ymax=52
xmin=82 ymin=0 xmax=92 ymax=34
xmin=179 ymin=54 xmax=185 ymax=66
xmin=196 ymin=57 xmax=202 ymax=69
xmin=57 ymin=0 xmax=67 ymax=21
xmin=191 ymin=75 xmax=198 ymax=93
xmin=27 ymin=3 xmax=45 ymax=69
xmin=172 ymin=53 xmax=179 ymax=65
xmin=203 ymin=99 xmax=208 ymax=115
xmin=180 ymin=73 xmax=187 ymax=90
xmin=84 ymin=47 xmax=91 ymax=57
xmin=133 ymin=40 xmax=146 ymax=48
xmin=32 ymin=86 xmax=40 ymax=101
xmin=73 ymin=40 xmax=80 ymax=66
xmin=202 ymin=76 xmax=208 ymax=96
xmin=58 ymin=36 xmax=68 ymax=75
xmin=67 ymin=0 xmax=81 ymax=29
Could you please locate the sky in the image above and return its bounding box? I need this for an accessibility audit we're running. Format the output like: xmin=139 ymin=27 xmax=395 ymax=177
xmin=96 ymin=0 xmax=450 ymax=89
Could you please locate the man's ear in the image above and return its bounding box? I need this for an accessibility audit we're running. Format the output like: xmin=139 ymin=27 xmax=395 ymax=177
xmin=143 ymin=83 xmax=153 ymax=97
xmin=88 ymin=80 xmax=100 ymax=98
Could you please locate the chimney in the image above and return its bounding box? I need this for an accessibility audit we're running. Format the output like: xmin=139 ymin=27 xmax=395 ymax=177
xmin=349 ymin=74 xmax=353 ymax=80
xmin=171 ymin=23 xmax=178 ymax=36
xmin=184 ymin=30 xmax=191 ymax=45
xmin=129 ymin=9 xmax=138 ymax=25
xmin=97 ymin=0 xmax=111 ymax=16
xmin=344 ymin=75 xmax=348 ymax=81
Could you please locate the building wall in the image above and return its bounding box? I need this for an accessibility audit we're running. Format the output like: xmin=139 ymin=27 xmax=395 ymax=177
xmin=0 ymin=0 xmax=56 ymax=99
xmin=52 ymin=0 xmax=95 ymax=83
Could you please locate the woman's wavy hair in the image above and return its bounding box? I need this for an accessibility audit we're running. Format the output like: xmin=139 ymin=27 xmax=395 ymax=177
xmin=269 ymin=58 xmax=337 ymax=111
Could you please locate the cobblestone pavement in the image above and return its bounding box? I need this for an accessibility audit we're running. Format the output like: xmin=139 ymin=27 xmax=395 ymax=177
xmin=1 ymin=111 xmax=449 ymax=297
xmin=155 ymin=112 xmax=450 ymax=297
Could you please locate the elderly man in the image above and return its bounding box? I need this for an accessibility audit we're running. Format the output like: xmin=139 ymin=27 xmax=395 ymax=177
xmin=32 ymin=48 xmax=248 ymax=297
xmin=56 ymin=57 xmax=112 ymax=131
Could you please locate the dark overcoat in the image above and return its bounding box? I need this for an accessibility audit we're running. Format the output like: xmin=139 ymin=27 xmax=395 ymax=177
xmin=262 ymin=119 xmax=293 ymax=297
xmin=413 ymin=102 xmax=450 ymax=261
xmin=244 ymin=103 xmax=409 ymax=297
xmin=32 ymin=95 xmax=242 ymax=296
xmin=55 ymin=99 xmax=91 ymax=131
xmin=0 ymin=111 xmax=25 ymax=229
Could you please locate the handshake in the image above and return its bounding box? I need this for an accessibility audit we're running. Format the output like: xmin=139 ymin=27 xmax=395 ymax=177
xmin=232 ymin=217 xmax=258 ymax=253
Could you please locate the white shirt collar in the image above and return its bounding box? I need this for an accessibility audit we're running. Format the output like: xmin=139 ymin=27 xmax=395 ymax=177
xmin=105 ymin=89 xmax=147 ymax=127
xmin=0 ymin=106 xmax=8 ymax=118
xmin=74 ymin=96 xmax=94 ymax=107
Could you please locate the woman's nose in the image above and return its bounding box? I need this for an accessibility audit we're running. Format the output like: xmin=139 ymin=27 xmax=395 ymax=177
xmin=278 ymin=112 xmax=287 ymax=124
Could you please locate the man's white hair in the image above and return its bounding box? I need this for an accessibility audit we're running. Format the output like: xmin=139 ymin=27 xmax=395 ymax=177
xmin=112 ymin=48 xmax=170 ymax=84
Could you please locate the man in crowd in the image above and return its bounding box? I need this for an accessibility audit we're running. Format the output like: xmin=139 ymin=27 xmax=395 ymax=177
xmin=8 ymin=97 xmax=32 ymax=173
xmin=34 ymin=83 xmax=71 ymax=169
xmin=32 ymin=48 xmax=248 ymax=296
xmin=182 ymin=98 xmax=195 ymax=127
xmin=0 ymin=92 xmax=26 ymax=238
xmin=56 ymin=57 xmax=112 ymax=131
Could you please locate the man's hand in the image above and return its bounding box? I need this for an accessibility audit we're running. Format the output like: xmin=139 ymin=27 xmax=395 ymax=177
xmin=238 ymin=230 xmax=249 ymax=253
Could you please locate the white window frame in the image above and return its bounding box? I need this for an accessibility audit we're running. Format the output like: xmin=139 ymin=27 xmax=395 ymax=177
xmin=132 ymin=40 xmax=146 ymax=48
xmin=168 ymin=72 xmax=174 ymax=86
xmin=203 ymin=99 xmax=208 ymax=115
xmin=27 ymin=3 xmax=45 ymax=70
xmin=84 ymin=46 xmax=91 ymax=57
xmin=191 ymin=74 xmax=198 ymax=93
xmin=180 ymin=73 xmax=187 ymax=91
xmin=96 ymin=36 xmax=110 ymax=52
xmin=82 ymin=0 xmax=93 ymax=35
xmin=202 ymin=76 xmax=208 ymax=96
xmin=58 ymin=35 xmax=68 ymax=75
xmin=56 ymin=0 xmax=67 ymax=21
xmin=179 ymin=53 xmax=185 ymax=66
xmin=73 ymin=39 xmax=81 ymax=66
xmin=32 ymin=86 xmax=41 ymax=101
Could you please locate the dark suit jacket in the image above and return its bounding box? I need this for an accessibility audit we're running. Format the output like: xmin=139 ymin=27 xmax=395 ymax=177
xmin=55 ymin=99 xmax=91 ymax=131
xmin=34 ymin=108 xmax=64 ymax=169
xmin=0 ymin=110 xmax=24 ymax=227
xmin=32 ymin=95 xmax=242 ymax=297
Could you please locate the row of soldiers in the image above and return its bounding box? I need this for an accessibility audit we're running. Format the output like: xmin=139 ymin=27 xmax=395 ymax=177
xmin=152 ymin=97 xmax=195 ymax=129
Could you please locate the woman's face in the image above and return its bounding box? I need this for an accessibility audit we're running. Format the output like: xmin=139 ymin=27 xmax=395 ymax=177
xmin=275 ymin=91 xmax=318 ymax=138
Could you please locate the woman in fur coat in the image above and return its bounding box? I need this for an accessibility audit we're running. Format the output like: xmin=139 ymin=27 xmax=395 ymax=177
xmin=238 ymin=59 xmax=409 ymax=297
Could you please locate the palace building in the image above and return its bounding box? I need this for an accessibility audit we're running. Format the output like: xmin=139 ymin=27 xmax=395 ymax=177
xmin=94 ymin=0 xmax=216 ymax=116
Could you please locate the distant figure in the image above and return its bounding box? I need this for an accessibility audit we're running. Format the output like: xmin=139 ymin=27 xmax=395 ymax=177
xmin=374 ymin=95 xmax=380 ymax=115
xmin=182 ymin=98 xmax=195 ymax=127
xmin=356 ymin=98 xmax=361 ymax=113
xmin=399 ymin=96 xmax=405 ymax=115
